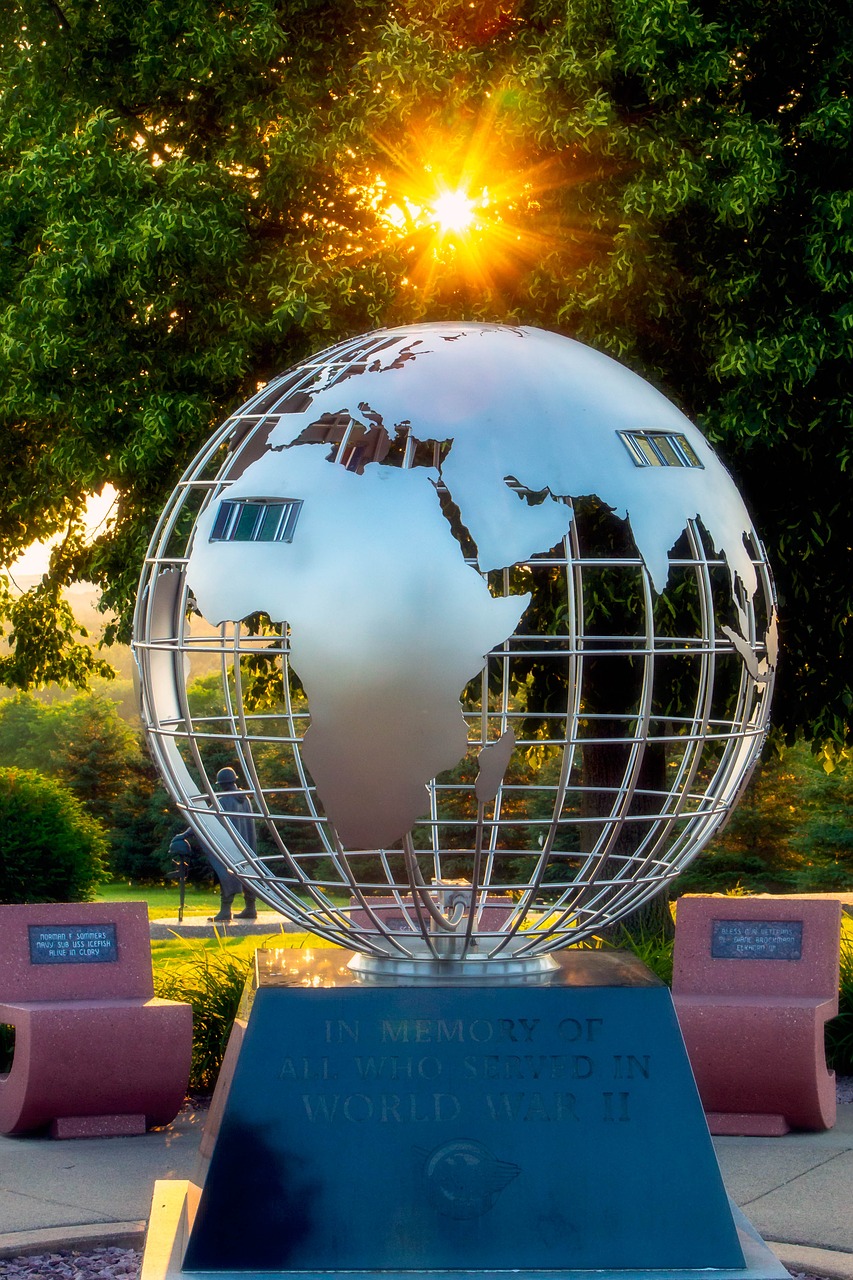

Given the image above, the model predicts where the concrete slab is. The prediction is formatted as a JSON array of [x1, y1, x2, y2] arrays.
[[0, 1222, 147, 1261], [0, 1106, 203, 1235], [0, 1188, 102, 1234], [767, 1242, 853, 1280], [736, 1150, 853, 1252], [713, 1105, 853, 1253], [714, 1142, 852, 1206]]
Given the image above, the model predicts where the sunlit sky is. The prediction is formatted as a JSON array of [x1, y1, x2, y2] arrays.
[[9, 485, 118, 579]]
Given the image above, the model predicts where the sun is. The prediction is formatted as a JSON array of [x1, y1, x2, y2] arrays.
[[430, 188, 478, 236], [364, 109, 567, 297]]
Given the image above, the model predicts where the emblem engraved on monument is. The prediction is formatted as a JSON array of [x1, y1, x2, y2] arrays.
[[420, 1139, 521, 1219]]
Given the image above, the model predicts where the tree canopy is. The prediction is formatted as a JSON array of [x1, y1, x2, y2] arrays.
[[1, 0, 850, 746]]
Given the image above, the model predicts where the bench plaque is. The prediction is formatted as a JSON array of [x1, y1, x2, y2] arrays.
[[711, 919, 802, 961], [28, 924, 118, 965]]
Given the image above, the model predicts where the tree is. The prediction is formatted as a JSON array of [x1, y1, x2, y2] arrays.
[[1, 0, 848, 746], [675, 741, 853, 894], [0, 0, 394, 656], [674, 748, 805, 895], [1, 1, 850, 934], [788, 747, 853, 889], [351, 0, 853, 749], [0, 766, 107, 902]]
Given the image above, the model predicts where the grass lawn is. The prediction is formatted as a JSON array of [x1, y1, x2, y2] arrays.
[[96, 880, 224, 919], [95, 880, 351, 919], [150, 931, 333, 966], [95, 882, 335, 965]]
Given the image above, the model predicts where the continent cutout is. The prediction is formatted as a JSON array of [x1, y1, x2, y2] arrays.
[[188, 446, 527, 849], [475, 730, 517, 804]]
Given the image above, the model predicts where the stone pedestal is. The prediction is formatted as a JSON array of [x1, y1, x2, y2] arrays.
[[141, 948, 789, 1280]]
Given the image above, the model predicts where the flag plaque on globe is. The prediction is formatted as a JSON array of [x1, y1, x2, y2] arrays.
[[134, 324, 787, 1280]]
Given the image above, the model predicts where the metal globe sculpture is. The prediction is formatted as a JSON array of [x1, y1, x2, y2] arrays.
[[133, 323, 776, 972]]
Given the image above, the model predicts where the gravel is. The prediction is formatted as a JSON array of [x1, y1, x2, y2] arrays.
[[0, 1246, 847, 1279], [0, 1250, 844, 1280], [0, 1246, 141, 1278], [4, 1083, 853, 1278]]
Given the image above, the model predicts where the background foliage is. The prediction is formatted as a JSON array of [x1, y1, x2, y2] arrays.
[[675, 743, 853, 895], [0, 0, 850, 752], [0, 690, 175, 879]]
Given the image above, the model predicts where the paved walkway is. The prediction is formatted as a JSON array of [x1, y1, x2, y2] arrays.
[[1, 1105, 852, 1274], [148, 912, 304, 940], [715, 1106, 853, 1274], [0, 1106, 202, 1259]]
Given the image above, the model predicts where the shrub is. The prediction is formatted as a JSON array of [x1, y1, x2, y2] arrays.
[[153, 945, 253, 1092], [589, 928, 675, 985], [826, 936, 853, 1076], [672, 851, 798, 896], [0, 767, 107, 903]]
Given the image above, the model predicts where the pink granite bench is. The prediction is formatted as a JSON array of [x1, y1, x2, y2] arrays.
[[672, 895, 841, 1135], [0, 902, 192, 1138]]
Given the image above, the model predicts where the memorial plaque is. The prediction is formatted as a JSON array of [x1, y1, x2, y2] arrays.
[[711, 919, 803, 961], [185, 950, 744, 1274], [28, 923, 119, 965]]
